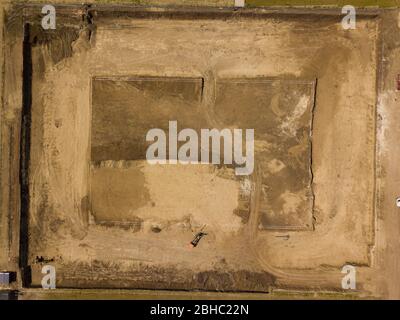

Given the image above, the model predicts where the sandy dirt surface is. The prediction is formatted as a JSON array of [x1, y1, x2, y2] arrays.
[[2, 3, 400, 298], [366, 10, 400, 299], [22, 11, 376, 292]]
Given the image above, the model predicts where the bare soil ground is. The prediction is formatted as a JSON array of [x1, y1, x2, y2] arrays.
[[24, 10, 377, 292], [2, 3, 400, 299]]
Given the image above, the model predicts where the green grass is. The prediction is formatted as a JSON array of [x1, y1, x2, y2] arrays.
[[246, 0, 400, 7], [89, 0, 400, 8], [10, 0, 400, 7]]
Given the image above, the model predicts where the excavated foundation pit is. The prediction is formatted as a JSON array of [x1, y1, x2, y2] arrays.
[[2, 6, 378, 292]]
